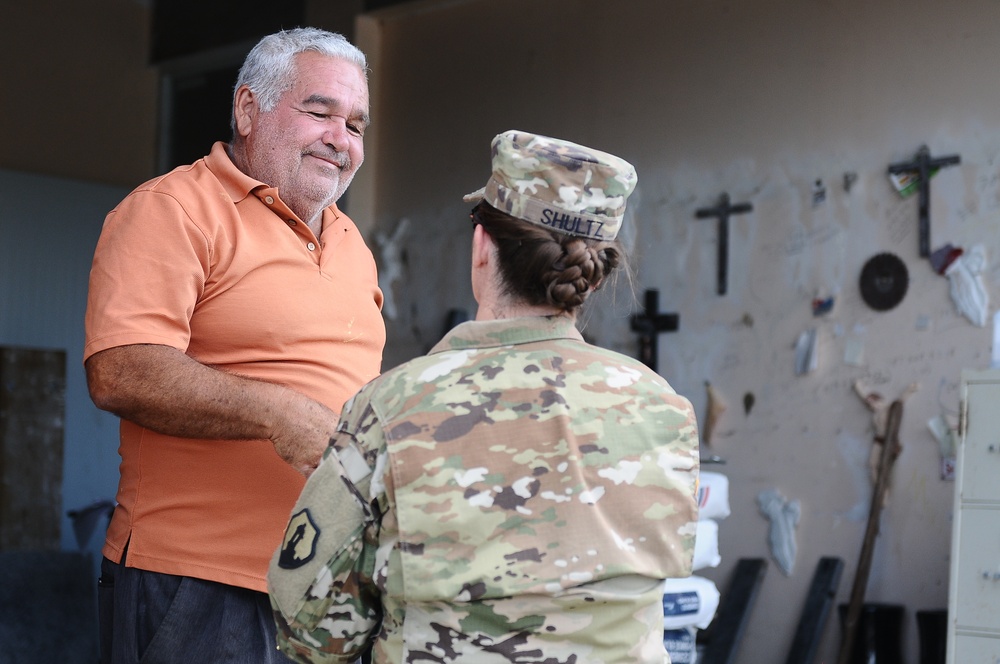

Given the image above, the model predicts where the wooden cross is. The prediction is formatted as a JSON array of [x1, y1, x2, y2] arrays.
[[887, 145, 961, 257], [630, 289, 679, 373], [695, 193, 753, 295]]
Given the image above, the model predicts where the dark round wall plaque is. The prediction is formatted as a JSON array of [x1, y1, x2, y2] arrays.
[[859, 252, 909, 311]]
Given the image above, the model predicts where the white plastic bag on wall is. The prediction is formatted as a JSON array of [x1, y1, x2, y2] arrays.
[[697, 472, 731, 521], [693, 518, 721, 570]]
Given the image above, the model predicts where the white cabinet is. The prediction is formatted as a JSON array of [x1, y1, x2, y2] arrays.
[[948, 370, 1000, 663]]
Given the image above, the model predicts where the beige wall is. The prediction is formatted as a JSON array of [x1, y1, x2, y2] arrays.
[[357, 1, 1000, 661], [0, 0, 157, 187]]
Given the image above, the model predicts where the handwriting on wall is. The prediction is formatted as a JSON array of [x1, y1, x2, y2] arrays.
[[761, 222, 842, 259]]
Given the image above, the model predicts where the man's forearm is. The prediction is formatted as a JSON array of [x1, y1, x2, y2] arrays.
[[85, 343, 336, 474], [87, 344, 294, 439]]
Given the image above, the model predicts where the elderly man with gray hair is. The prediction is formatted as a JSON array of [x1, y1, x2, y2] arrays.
[[84, 27, 385, 663]]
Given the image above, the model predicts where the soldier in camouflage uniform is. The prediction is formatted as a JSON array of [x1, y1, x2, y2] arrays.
[[268, 130, 701, 663]]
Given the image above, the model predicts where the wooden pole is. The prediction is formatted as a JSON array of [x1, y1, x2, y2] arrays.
[[836, 399, 904, 664]]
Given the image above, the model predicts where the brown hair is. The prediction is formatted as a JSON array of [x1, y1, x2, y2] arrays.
[[471, 202, 623, 312]]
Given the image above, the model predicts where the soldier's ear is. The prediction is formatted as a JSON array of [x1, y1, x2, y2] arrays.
[[471, 224, 493, 269]]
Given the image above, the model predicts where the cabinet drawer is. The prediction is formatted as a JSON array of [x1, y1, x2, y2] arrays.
[[962, 383, 1000, 502], [954, 631, 1000, 662], [953, 507, 1000, 629]]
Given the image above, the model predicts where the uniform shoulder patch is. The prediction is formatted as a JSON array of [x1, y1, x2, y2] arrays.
[[278, 509, 320, 569]]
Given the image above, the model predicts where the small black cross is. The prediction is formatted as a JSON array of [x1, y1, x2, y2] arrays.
[[695, 193, 753, 296], [887, 145, 961, 257], [630, 289, 679, 373]]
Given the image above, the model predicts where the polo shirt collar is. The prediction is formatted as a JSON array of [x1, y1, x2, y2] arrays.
[[205, 142, 345, 231], [203, 141, 267, 203]]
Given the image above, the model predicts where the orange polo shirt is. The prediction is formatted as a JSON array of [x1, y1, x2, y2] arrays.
[[84, 142, 385, 592]]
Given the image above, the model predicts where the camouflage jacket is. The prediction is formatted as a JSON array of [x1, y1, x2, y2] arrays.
[[268, 315, 700, 663]]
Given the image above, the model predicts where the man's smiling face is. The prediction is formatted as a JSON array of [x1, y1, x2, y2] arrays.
[[238, 51, 369, 222]]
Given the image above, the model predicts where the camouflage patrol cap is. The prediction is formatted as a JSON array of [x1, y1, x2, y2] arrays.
[[463, 130, 637, 241]]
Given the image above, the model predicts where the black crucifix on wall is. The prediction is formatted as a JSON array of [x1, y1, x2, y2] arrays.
[[694, 193, 754, 295], [887, 145, 961, 257], [630, 289, 679, 373]]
